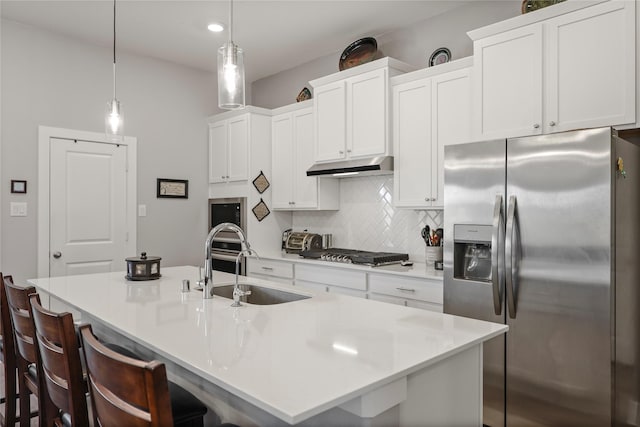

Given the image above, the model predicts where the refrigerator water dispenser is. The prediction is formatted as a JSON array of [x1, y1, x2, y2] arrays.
[[453, 224, 492, 282]]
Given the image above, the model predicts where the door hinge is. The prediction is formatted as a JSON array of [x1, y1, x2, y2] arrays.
[[125, 232, 129, 242]]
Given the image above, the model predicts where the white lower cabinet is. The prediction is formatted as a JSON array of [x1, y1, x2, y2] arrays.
[[246, 257, 443, 311], [247, 258, 294, 287], [368, 274, 443, 312], [295, 279, 329, 293], [295, 264, 367, 297]]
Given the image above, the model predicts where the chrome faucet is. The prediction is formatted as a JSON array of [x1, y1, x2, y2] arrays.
[[204, 222, 256, 299], [231, 249, 254, 307]]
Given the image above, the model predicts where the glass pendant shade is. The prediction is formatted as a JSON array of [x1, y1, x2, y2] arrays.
[[218, 41, 245, 110], [105, 98, 124, 142]]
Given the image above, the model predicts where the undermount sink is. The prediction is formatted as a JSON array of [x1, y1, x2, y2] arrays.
[[200, 284, 310, 305]]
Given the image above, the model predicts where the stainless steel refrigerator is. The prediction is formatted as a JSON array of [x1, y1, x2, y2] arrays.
[[443, 127, 640, 427]]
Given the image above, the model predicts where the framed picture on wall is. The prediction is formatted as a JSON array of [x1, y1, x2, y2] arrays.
[[157, 178, 188, 199], [11, 180, 27, 194]]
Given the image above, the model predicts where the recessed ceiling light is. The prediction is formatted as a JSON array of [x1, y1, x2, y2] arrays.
[[207, 23, 224, 33]]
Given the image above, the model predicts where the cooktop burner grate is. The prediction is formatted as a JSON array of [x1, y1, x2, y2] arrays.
[[299, 248, 409, 266]]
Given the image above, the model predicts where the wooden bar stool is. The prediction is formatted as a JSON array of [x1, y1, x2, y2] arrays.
[[29, 294, 89, 426], [0, 273, 19, 426], [4, 280, 56, 427], [79, 324, 212, 427]]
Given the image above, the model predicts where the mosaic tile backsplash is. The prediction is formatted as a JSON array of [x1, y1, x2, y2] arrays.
[[292, 175, 443, 262]]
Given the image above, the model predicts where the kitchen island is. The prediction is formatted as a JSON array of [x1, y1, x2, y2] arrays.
[[29, 266, 507, 426]]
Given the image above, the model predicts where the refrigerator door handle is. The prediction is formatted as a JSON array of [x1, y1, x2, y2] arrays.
[[505, 195, 518, 318], [491, 194, 505, 315]]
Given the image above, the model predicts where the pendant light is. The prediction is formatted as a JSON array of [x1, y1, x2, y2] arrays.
[[217, 0, 245, 110], [106, 0, 124, 141]]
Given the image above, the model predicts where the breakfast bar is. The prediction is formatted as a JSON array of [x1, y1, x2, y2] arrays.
[[29, 266, 507, 426]]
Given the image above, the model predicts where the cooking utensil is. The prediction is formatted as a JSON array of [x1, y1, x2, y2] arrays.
[[421, 225, 431, 246], [434, 228, 444, 246]]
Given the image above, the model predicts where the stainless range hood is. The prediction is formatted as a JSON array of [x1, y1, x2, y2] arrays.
[[306, 156, 393, 177]]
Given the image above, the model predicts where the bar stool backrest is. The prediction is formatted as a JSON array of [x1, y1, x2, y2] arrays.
[[79, 323, 174, 427]]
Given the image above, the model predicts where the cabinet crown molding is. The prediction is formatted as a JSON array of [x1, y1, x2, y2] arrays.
[[467, 0, 608, 41], [206, 105, 272, 123], [309, 56, 415, 88]]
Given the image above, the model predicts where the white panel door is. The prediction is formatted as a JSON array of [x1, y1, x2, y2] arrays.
[[348, 68, 387, 158], [292, 108, 318, 208], [50, 138, 127, 276], [227, 115, 249, 182], [545, 0, 636, 133]]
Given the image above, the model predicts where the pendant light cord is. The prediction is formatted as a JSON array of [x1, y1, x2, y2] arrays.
[[112, 0, 117, 99], [228, 0, 233, 44]]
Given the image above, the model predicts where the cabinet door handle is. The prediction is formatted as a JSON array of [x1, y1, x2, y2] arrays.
[[549, 121, 556, 127], [53, 251, 62, 259], [425, 197, 429, 202], [347, 149, 352, 153], [533, 123, 540, 129], [339, 150, 344, 154], [221, 175, 225, 179], [261, 266, 274, 271], [396, 287, 416, 293]]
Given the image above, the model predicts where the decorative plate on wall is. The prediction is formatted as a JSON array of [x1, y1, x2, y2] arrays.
[[428, 47, 451, 67]]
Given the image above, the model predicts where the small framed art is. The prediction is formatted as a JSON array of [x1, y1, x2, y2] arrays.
[[11, 180, 27, 194], [157, 178, 188, 199]]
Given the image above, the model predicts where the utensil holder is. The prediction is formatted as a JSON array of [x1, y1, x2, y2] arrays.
[[426, 246, 443, 266]]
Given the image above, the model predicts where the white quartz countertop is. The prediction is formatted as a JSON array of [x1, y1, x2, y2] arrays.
[[29, 266, 505, 424], [255, 251, 444, 281]]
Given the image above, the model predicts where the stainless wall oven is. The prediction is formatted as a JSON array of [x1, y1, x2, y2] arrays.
[[208, 197, 247, 275]]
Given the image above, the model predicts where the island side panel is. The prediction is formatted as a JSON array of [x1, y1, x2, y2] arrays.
[[400, 344, 483, 426]]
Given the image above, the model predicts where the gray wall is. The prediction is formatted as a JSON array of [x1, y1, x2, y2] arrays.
[[1, 19, 218, 282], [252, 1, 520, 109]]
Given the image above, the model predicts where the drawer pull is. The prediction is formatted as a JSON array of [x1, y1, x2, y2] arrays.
[[396, 287, 416, 293], [261, 266, 274, 271]]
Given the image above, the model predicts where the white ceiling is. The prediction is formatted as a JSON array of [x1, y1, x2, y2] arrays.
[[0, 1, 470, 83]]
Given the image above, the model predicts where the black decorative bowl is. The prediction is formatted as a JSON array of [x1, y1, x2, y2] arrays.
[[339, 37, 378, 71]]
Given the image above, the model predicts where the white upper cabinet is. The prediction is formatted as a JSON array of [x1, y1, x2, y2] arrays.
[[271, 102, 339, 210], [207, 107, 271, 185], [545, 1, 636, 133], [471, 0, 636, 140], [392, 59, 473, 209], [208, 114, 249, 183], [310, 58, 414, 163], [347, 68, 387, 158], [313, 81, 347, 162], [473, 24, 543, 139], [208, 121, 229, 183]]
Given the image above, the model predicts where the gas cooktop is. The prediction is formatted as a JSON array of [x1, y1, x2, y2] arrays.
[[299, 248, 409, 266]]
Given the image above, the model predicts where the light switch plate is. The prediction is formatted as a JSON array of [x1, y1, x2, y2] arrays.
[[138, 204, 147, 217], [10, 202, 27, 217]]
